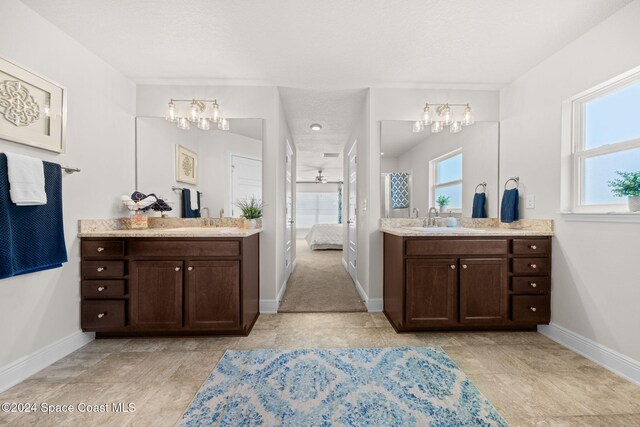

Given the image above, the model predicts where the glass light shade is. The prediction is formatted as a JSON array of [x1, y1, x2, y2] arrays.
[[166, 101, 177, 122], [422, 105, 432, 124], [42, 104, 51, 118], [450, 121, 462, 133], [188, 101, 200, 123], [197, 117, 210, 130], [412, 120, 423, 133], [431, 121, 444, 133], [462, 105, 474, 126], [177, 117, 190, 130], [211, 102, 221, 123], [218, 117, 229, 131], [441, 105, 453, 126]]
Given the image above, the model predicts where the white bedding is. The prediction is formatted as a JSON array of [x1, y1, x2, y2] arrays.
[[306, 224, 343, 250]]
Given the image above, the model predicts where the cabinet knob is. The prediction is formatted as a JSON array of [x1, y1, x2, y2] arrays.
[[97, 286, 105, 292], [97, 247, 105, 252], [175, 267, 180, 271], [529, 264, 537, 269], [97, 267, 105, 272], [462, 264, 468, 269], [97, 312, 106, 318], [450, 265, 456, 270], [188, 266, 193, 271], [529, 245, 537, 250], [529, 306, 537, 312], [530, 282, 537, 288]]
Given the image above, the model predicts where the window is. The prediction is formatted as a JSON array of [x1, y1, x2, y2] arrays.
[[296, 190, 340, 228], [569, 70, 640, 213], [430, 149, 462, 210]]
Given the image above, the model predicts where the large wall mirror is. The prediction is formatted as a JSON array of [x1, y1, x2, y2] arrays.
[[135, 117, 263, 218], [380, 121, 500, 218]]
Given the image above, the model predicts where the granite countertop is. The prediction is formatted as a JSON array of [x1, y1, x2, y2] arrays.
[[380, 226, 553, 237], [79, 227, 262, 238]]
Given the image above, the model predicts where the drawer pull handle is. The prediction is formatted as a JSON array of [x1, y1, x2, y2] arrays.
[[450, 265, 456, 270], [529, 306, 537, 312], [175, 267, 180, 271], [97, 312, 106, 318], [97, 286, 105, 292], [529, 245, 537, 250], [530, 282, 537, 288], [97, 247, 105, 252], [97, 267, 105, 272], [188, 267, 193, 271], [529, 264, 537, 269], [462, 264, 468, 269]]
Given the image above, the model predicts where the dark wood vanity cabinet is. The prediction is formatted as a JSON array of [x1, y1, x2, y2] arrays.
[[384, 233, 551, 332], [80, 234, 259, 336]]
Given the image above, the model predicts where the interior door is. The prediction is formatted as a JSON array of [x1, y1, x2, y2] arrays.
[[459, 257, 507, 323], [285, 141, 294, 280], [347, 143, 357, 282], [405, 258, 458, 326], [130, 260, 183, 329], [231, 155, 262, 217]]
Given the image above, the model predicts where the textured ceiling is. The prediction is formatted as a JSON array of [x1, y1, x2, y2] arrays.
[[279, 88, 367, 182], [20, 0, 632, 88]]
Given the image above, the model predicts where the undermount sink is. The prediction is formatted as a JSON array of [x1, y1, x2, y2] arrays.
[[402, 226, 481, 233]]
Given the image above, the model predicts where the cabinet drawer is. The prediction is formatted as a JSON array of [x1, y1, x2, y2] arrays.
[[82, 261, 125, 278], [513, 239, 550, 255], [81, 300, 125, 329], [82, 280, 126, 298], [405, 239, 508, 256], [129, 240, 240, 257], [82, 241, 124, 258], [511, 295, 550, 323], [511, 276, 550, 293], [512, 257, 550, 275]]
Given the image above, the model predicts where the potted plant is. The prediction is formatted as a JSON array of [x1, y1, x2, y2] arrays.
[[436, 195, 450, 213], [235, 196, 263, 228], [608, 171, 640, 212]]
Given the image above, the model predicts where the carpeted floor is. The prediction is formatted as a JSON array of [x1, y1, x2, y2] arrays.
[[278, 239, 367, 312]]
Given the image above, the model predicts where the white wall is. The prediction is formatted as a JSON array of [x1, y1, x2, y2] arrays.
[[500, 0, 640, 363], [278, 96, 295, 298], [0, 0, 136, 372]]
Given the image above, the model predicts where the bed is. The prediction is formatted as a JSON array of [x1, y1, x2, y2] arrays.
[[305, 224, 343, 250]]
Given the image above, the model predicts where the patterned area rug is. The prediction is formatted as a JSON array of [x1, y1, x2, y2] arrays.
[[179, 347, 507, 426]]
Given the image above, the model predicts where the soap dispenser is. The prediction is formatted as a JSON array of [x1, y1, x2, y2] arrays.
[[445, 211, 458, 227]]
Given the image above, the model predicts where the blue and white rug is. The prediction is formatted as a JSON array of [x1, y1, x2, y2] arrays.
[[179, 347, 507, 426]]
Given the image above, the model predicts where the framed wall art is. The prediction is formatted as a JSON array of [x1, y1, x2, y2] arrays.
[[175, 144, 198, 185], [0, 56, 66, 153]]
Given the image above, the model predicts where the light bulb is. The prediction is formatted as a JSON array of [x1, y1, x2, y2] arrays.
[[431, 121, 443, 133], [218, 117, 229, 131], [450, 121, 462, 133], [177, 117, 190, 130], [166, 100, 176, 122], [462, 104, 474, 126], [441, 104, 453, 126], [211, 101, 221, 123], [188, 100, 199, 123], [197, 117, 210, 130], [412, 120, 423, 133], [422, 104, 432, 124]]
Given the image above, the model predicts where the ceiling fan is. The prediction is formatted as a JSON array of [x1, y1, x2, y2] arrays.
[[315, 170, 328, 184]]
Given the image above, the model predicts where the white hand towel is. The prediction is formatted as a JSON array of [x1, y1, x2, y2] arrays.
[[5, 153, 47, 205], [190, 189, 199, 210]]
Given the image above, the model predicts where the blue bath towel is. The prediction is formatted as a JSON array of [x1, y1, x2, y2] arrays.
[[500, 188, 520, 223], [181, 188, 201, 218], [472, 193, 487, 218], [0, 154, 67, 280]]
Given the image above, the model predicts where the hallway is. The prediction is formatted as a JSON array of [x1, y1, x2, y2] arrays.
[[278, 239, 366, 312]]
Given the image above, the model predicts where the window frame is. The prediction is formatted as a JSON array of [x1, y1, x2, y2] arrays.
[[430, 148, 463, 212], [569, 68, 640, 214]]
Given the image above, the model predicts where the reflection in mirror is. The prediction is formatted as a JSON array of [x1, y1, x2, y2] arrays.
[[136, 118, 263, 218], [380, 121, 499, 218]]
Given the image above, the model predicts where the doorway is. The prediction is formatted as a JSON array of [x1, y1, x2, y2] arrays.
[[230, 155, 262, 217]]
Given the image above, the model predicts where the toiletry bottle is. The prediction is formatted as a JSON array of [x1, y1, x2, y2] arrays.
[[446, 211, 458, 227]]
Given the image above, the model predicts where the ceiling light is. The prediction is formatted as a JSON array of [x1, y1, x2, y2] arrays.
[[165, 98, 229, 131], [450, 121, 462, 133], [416, 101, 476, 134], [462, 104, 474, 126], [310, 123, 322, 131], [315, 170, 327, 184], [412, 120, 424, 133]]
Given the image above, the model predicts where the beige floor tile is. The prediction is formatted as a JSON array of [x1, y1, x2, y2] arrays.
[[169, 351, 224, 383], [500, 344, 596, 373], [507, 414, 640, 427], [79, 339, 132, 353], [252, 313, 283, 330], [444, 345, 535, 375], [235, 330, 278, 350], [26, 351, 112, 383], [71, 352, 150, 384]]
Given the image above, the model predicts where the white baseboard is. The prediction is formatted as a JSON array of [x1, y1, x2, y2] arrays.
[[0, 330, 94, 393], [354, 279, 367, 303], [341, 257, 348, 271], [538, 323, 640, 386], [366, 299, 384, 312], [259, 300, 279, 314]]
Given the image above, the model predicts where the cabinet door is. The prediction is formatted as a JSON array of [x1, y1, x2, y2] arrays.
[[130, 261, 183, 329], [459, 258, 507, 324], [405, 259, 458, 326], [186, 261, 240, 330]]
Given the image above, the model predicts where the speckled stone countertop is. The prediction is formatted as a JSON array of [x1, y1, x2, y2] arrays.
[[78, 218, 262, 238], [79, 227, 262, 238], [380, 217, 553, 237]]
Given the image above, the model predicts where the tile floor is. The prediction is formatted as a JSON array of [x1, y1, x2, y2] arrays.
[[1, 313, 639, 426]]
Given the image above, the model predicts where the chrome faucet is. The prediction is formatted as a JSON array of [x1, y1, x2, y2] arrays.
[[427, 207, 440, 227], [412, 208, 420, 219]]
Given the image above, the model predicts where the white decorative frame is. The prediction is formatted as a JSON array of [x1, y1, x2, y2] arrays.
[[175, 144, 198, 185], [0, 56, 66, 153]]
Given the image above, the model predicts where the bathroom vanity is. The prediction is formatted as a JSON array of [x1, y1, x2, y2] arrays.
[[383, 225, 552, 332], [79, 227, 260, 337]]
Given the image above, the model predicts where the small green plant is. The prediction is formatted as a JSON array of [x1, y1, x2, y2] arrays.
[[608, 171, 640, 197], [235, 196, 263, 219], [436, 195, 450, 209]]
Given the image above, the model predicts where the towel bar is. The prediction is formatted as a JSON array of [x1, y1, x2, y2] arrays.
[[62, 166, 80, 174], [172, 186, 204, 196], [474, 182, 487, 193]]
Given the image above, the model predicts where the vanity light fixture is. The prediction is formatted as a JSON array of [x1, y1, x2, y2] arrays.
[[310, 123, 322, 131], [165, 99, 229, 131], [416, 102, 475, 134]]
